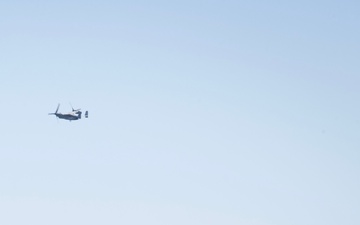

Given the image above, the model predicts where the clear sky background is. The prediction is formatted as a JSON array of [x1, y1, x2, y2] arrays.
[[1, 1, 360, 225]]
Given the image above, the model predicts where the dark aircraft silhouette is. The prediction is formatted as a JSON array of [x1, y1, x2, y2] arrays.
[[49, 104, 88, 121]]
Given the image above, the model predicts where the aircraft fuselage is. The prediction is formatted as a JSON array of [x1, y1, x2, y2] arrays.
[[55, 113, 81, 121], [49, 104, 86, 121]]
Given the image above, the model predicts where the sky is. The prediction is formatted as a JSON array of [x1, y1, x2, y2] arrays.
[[1, 1, 360, 224]]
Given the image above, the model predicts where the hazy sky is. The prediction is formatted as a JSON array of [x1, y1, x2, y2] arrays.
[[1, 1, 360, 225]]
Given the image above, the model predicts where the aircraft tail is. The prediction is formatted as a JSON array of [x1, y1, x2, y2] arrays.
[[77, 111, 82, 119]]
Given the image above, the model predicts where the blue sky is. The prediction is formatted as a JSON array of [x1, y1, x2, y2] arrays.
[[1, 1, 360, 224]]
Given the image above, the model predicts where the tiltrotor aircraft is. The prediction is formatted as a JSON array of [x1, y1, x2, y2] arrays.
[[49, 104, 88, 121]]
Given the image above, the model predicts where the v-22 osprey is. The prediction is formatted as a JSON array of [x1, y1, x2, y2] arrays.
[[49, 104, 88, 121]]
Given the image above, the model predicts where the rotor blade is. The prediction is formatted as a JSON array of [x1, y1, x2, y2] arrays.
[[55, 104, 60, 113], [69, 102, 75, 111]]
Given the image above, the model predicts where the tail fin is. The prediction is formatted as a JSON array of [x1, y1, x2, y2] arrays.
[[76, 111, 82, 119]]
